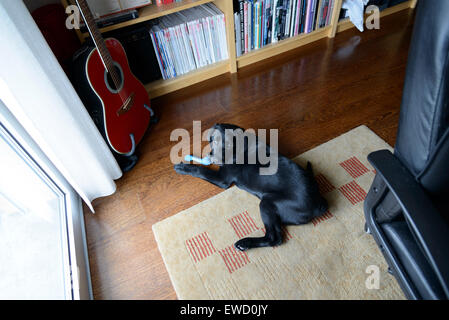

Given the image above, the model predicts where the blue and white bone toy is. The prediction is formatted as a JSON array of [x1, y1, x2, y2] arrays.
[[184, 155, 212, 166]]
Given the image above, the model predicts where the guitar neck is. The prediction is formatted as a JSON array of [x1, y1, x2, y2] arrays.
[[75, 0, 117, 77]]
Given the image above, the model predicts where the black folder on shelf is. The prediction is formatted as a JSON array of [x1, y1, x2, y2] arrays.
[[104, 22, 162, 84]]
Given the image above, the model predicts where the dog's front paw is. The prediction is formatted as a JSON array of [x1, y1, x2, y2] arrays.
[[234, 238, 251, 251], [174, 163, 197, 176]]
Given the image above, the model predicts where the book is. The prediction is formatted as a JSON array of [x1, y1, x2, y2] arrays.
[[289, 0, 297, 37], [285, 0, 292, 38], [260, 0, 265, 48], [300, 0, 307, 33], [294, 0, 302, 36], [265, 0, 272, 45], [239, 0, 245, 55], [311, 0, 320, 31], [304, 0, 312, 33], [235, 13, 242, 57], [278, 0, 285, 40], [255, 1, 260, 49], [325, 0, 334, 26], [244, 1, 249, 51], [319, 0, 330, 28], [271, 0, 279, 43], [248, 0, 254, 51]]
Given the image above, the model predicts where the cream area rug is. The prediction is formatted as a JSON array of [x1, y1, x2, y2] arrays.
[[152, 125, 405, 300]]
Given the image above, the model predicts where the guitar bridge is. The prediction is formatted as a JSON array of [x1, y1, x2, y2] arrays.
[[117, 92, 135, 116]]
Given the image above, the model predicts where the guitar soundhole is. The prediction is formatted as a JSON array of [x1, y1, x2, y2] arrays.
[[104, 62, 124, 93]]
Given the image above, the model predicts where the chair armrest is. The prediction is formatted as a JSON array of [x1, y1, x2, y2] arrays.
[[368, 149, 449, 297]]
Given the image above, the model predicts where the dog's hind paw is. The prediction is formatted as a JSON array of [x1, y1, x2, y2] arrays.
[[235, 235, 282, 251], [234, 238, 251, 251]]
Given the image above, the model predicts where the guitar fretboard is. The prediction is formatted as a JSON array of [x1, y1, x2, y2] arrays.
[[76, 0, 121, 89]]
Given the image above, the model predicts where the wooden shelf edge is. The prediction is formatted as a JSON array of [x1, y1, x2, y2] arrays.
[[145, 60, 230, 98], [336, 0, 415, 34], [77, 0, 215, 40], [237, 26, 331, 69]]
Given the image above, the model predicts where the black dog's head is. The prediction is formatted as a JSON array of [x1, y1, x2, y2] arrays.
[[208, 123, 246, 165], [207, 123, 276, 174]]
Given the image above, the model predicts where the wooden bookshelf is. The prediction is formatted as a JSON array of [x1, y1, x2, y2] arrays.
[[63, 0, 417, 98]]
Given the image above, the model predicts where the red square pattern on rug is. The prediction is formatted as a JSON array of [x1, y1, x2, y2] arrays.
[[228, 210, 259, 238], [339, 156, 369, 179], [339, 181, 367, 205], [185, 232, 216, 263], [218, 245, 250, 274]]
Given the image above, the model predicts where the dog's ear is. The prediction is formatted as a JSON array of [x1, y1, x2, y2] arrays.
[[206, 127, 217, 142], [211, 123, 221, 132]]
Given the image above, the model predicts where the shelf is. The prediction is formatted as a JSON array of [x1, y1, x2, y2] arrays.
[[337, 0, 416, 34], [76, 0, 215, 41], [237, 26, 332, 68], [61, 0, 417, 99], [145, 60, 230, 98]]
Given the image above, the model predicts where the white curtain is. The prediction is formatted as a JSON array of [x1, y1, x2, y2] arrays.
[[0, 0, 122, 211]]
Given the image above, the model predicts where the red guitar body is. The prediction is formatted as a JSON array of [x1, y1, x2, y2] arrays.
[[85, 38, 150, 155]]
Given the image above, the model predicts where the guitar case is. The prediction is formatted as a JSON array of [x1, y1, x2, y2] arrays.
[[68, 41, 157, 173]]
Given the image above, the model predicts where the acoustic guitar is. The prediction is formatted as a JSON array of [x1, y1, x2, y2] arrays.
[[72, 0, 152, 156]]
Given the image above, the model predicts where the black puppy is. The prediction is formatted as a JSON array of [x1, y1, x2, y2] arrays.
[[174, 124, 328, 251]]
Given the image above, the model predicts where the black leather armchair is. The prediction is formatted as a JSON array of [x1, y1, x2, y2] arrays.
[[363, 0, 449, 300]]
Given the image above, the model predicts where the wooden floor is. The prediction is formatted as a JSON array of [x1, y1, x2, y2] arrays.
[[84, 9, 416, 299]]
